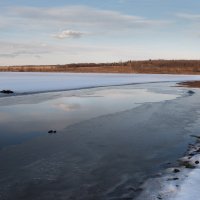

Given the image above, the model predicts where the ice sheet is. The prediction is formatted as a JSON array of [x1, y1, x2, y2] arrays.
[[1, 72, 200, 199], [1, 72, 200, 93]]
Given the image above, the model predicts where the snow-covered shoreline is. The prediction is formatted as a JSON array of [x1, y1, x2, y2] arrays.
[[1, 72, 200, 95], [136, 137, 200, 200]]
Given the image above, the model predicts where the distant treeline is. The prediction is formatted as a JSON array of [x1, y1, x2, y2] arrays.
[[1, 60, 200, 74]]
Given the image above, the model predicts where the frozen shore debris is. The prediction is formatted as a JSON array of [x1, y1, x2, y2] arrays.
[[187, 90, 195, 95], [48, 130, 57, 134], [173, 169, 180, 173], [0, 90, 14, 94]]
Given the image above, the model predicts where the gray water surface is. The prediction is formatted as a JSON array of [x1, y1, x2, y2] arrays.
[[0, 83, 199, 200], [0, 84, 177, 149]]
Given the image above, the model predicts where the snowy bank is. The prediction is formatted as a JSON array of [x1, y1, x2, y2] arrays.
[[136, 138, 200, 200], [1, 72, 200, 94]]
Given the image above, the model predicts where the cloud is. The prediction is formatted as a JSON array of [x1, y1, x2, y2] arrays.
[[176, 13, 200, 21], [0, 54, 17, 58], [0, 40, 117, 59], [3, 5, 170, 34], [0, 41, 55, 58], [0, 5, 176, 65], [175, 13, 200, 38], [53, 30, 86, 39], [0, 17, 12, 29]]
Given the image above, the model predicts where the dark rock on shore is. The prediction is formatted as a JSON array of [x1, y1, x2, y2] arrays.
[[183, 161, 195, 169], [187, 90, 195, 95], [167, 177, 179, 181], [173, 169, 180, 173], [48, 130, 57, 134], [0, 90, 14, 94]]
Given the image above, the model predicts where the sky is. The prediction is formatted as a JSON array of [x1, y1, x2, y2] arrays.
[[0, 0, 200, 65]]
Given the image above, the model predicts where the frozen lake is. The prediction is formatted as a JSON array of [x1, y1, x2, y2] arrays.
[[0, 84, 178, 149], [0, 79, 200, 199], [1, 73, 200, 199], [1, 72, 200, 94]]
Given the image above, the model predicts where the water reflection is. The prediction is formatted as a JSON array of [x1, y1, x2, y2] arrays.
[[0, 85, 178, 149], [2, 84, 199, 200], [55, 103, 81, 111]]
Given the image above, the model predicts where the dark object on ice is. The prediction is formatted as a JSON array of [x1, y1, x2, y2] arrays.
[[157, 195, 162, 199], [190, 135, 200, 139], [187, 90, 195, 95], [184, 162, 195, 169], [48, 130, 53, 134], [173, 169, 180, 173], [195, 148, 200, 153], [180, 160, 195, 169], [48, 130, 57, 134], [195, 161, 199, 164], [0, 90, 14, 94], [167, 177, 179, 181]]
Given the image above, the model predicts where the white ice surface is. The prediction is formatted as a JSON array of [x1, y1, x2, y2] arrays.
[[171, 150, 200, 200], [172, 168, 200, 200], [1, 72, 200, 93]]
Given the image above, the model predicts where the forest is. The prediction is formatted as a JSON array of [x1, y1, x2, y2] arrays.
[[1, 60, 200, 74]]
